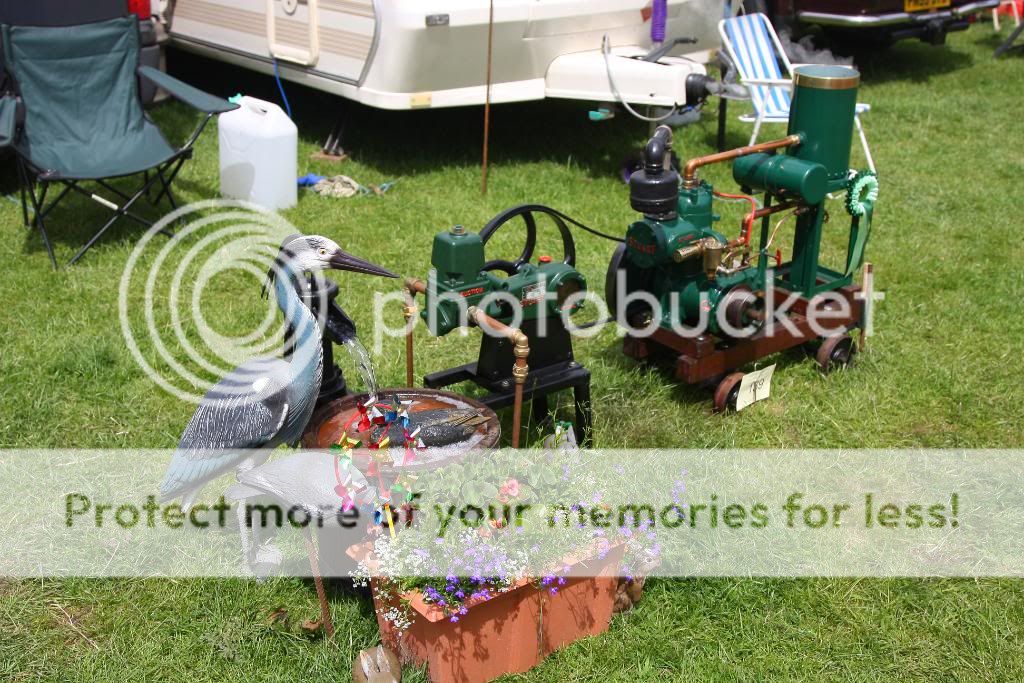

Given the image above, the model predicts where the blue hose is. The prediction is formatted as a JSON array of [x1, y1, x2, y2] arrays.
[[272, 59, 293, 119]]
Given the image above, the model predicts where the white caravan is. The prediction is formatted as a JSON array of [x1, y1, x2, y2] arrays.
[[162, 0, 733, 112]]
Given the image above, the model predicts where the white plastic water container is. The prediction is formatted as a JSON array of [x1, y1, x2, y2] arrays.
[[218, 96, 297, 210]]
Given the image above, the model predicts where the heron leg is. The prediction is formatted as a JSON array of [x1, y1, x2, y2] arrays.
[[251, 515, 284, 578], [236, 500, 255, 572]]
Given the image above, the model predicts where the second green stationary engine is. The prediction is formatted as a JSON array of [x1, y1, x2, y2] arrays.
[[608, 65, 879, 411]]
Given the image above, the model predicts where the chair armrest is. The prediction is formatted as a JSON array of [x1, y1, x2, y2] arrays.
[[741, 77, 793, 88], [137, 66, 239, 114], [0, 96, 16, 148]]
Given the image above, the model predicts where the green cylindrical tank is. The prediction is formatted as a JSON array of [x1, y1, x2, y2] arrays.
[[787, 65, 859, 182], [732, 153, 828, 204]]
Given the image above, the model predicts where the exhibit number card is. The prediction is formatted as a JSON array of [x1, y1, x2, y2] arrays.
[[736, 364, 776, 411]]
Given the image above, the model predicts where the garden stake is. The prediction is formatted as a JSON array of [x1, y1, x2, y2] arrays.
[[403, 278, 426, 387], [481, 0, 494, 195], [860, 262, 874, 352]]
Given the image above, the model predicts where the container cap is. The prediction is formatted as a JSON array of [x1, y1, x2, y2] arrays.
[[793, 65, 860, 91]]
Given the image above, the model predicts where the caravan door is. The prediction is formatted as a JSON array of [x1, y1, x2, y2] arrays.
[[169, 0, 376, 86], [267, 0, 319, 66]]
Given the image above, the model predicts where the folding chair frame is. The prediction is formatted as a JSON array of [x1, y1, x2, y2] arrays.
[[1, 15, 236, 268], [15, 111, 215, 267]]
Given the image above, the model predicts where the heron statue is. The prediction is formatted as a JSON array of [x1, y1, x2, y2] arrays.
[[158, 234, 397, 509]]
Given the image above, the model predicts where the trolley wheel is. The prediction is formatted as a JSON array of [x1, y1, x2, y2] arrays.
[[713, 372, 745, 413], [816, 335, 856, 373]]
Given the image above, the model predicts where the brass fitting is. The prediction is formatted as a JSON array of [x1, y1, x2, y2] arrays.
[[511, 362, 529, 384], [673, 244, 703, 263], [702, 239, 725, 278], [673, 237, 726, 279], [511, 332, 529, 356], [403, 277, 426, 296]]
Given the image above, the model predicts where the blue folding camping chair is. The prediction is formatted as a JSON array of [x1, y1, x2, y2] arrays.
[[719, 12, 875, 172]]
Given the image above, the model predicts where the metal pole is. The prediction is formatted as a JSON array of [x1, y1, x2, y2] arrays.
[[481, 0, 495, 195]]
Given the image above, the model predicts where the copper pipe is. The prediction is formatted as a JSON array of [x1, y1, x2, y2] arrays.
[[729, 200, 803, 249], [402, 278, 426, 387], [468, 306, 529, 449], [303, 528, 335, 638], [682, 134, 802, 187]]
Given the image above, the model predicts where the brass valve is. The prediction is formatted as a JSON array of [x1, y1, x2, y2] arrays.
[[672, 237, 727, 279]]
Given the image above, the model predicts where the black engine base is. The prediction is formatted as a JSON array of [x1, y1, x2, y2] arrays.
[[423, 317, 592, 446]]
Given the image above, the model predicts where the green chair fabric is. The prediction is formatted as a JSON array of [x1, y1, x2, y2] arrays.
[[2, 17, 177, 179], [0, 95, 15, 147]]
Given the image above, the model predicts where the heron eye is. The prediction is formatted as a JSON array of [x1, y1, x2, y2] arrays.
[[318, 248, 328, 256]]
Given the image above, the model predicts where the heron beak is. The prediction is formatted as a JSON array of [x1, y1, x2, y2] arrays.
[[328, 249, 398, 278]]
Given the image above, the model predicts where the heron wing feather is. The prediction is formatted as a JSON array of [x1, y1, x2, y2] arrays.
[[159, 358, 292, 498]]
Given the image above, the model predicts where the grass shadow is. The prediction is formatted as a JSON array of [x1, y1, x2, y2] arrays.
[[167, 48, 654, 181], [855, 40, 973, 85]]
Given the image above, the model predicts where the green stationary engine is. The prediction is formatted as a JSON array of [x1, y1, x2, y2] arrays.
[[424, 221, 586, 337], [415, 205, 594, 443], [608, 65, 879, 409]]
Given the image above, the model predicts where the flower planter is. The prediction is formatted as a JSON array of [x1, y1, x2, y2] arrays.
[[370, 543, 625, 683]]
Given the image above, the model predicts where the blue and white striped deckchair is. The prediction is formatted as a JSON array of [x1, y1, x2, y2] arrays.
[[719, 13, 875, 172]]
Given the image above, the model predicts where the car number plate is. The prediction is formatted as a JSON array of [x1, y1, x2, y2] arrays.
[[905, 0, 952, 12]]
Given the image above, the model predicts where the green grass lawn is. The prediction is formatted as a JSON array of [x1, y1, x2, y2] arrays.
[[2, 24, 1024, 682]]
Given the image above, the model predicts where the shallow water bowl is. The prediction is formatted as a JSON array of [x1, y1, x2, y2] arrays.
[[302, 388, 500, 475]]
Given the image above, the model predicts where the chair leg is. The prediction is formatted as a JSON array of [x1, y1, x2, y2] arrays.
[[150, 157, 186, 208], [16, 160, 30, 228], [24, 178, 57, 268], [854, 114, 876, 174], [68, 211, 122, 266], [995, 7, 1001, 30], [749, 114, 764, 146], [67, 173, 167, 265]]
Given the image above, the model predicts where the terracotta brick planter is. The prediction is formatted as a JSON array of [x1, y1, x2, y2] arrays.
[[370, 543, 625, 683]]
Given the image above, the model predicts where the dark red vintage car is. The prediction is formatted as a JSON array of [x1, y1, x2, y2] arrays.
[[744, 0, 1000, 45]]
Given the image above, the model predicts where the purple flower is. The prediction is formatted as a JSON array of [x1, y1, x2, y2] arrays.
[[450, 616, 460, 623], [455, 590, 465, 599]]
